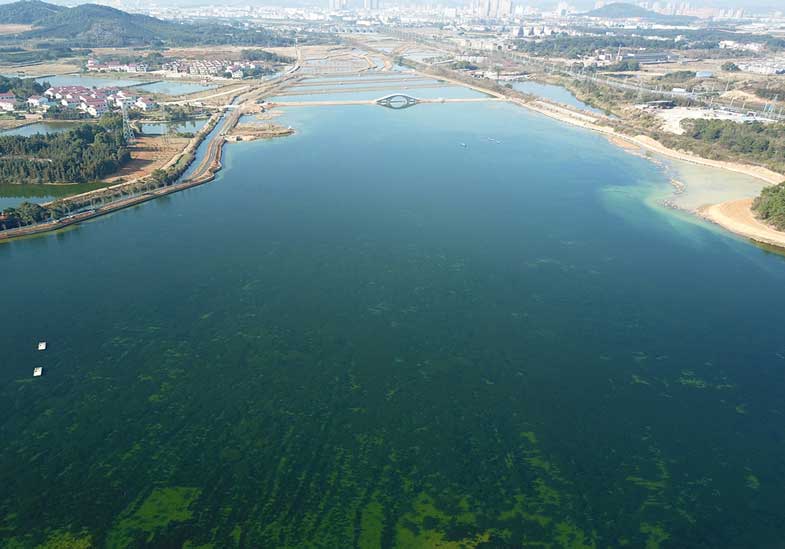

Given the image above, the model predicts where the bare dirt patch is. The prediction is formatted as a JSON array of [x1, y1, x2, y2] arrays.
[[0, 24, 33, 35], [106, 135, 189, 183]]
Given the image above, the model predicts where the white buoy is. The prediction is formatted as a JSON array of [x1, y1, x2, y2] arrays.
[[33, 367, 43, 377], [37, 341, 47, 351]]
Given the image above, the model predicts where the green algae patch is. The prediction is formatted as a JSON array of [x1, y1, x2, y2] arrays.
[[554, 521, 596, 549], [106, 486, 201, 548], [640, 522, 669, 549], [359, 498, 384, 549], [745, 473, 760, 490], [393, 493, 490, 548], [37, 531, 93, 548]]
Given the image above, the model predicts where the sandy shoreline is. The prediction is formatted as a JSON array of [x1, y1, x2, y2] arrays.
[[698, 199, 785, 248]]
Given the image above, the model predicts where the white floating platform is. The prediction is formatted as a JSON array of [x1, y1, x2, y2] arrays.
[[33, 367, 43, 377], [37, 341, 47, 351]]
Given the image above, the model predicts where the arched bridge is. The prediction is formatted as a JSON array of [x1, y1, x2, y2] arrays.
[[376, 94, 419, 109]]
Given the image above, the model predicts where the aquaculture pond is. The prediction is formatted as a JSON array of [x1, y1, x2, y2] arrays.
[[2, 100, 785, 548], [132, 81, 218, 96], [271, 85, 489, 103], [35, 74, 144, 89], [139, 119, 208, 136]]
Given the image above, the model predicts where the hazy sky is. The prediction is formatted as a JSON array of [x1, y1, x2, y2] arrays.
[[2, 0, 781, 12]]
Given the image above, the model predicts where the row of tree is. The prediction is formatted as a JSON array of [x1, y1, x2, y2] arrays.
[[240, 49, 295, 64]]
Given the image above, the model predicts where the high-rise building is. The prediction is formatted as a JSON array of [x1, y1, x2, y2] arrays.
[[363, 0, 380, 10], [498, 0, 513, 18]]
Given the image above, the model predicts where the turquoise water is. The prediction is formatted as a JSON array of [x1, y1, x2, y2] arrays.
[[513, 80, 605, 114], [2, 101, 785, 547], [139, 119, 208, 136], [133, 81, 218, 96], [0, 122, 77, 137]]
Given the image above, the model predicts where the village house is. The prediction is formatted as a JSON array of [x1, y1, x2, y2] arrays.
[[0, 92, 16, 111], [134, 96, 156, 111], [26, 95, 50, 111]]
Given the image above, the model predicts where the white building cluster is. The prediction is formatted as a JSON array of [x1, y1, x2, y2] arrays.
[[159, 59, 258, 79], [39, 86, 156, 117], [87, 59, 149, 73]]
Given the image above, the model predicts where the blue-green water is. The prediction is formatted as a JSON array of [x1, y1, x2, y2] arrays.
[[2, 101, 785, 548]]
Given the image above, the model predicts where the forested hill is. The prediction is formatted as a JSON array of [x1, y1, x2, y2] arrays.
[[0, 1, 293, 47], [584, 2, 697, 23], [0, 0, 64, 24]]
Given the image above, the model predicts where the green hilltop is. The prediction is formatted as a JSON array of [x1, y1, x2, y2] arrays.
[[0, 0, 293, 47], [0, 0, 64, 24]]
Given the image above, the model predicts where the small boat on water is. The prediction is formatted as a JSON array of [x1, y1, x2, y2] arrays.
[[459, 142, 467, 148], [33, 367, 43, 377], [37, 341, 47, 351]]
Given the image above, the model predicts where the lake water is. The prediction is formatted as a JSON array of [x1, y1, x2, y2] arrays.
[[2, 101, 785, 547], [513, 80, 605, 114], [0, 122, 77, 137]]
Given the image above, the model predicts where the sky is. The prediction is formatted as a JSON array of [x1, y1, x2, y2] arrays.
[[1, 0, 781, 12]]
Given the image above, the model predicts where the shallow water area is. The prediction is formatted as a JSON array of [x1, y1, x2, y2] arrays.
[[660, 156, 768, 211]]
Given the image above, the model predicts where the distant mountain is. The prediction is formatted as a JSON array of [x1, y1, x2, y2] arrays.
[[0, 0, 292, 47], [0, 0, 64, 24], [584, 2, 696, 22]]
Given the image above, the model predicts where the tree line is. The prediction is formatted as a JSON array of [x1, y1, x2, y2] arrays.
[[0, 114, 129, 184], [0, 75, 48, 100]]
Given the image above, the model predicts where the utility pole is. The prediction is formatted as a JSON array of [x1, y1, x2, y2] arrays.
[[121, 102, 135, 145]]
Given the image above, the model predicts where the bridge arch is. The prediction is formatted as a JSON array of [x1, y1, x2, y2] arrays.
[[376, 94, 419, 109]]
